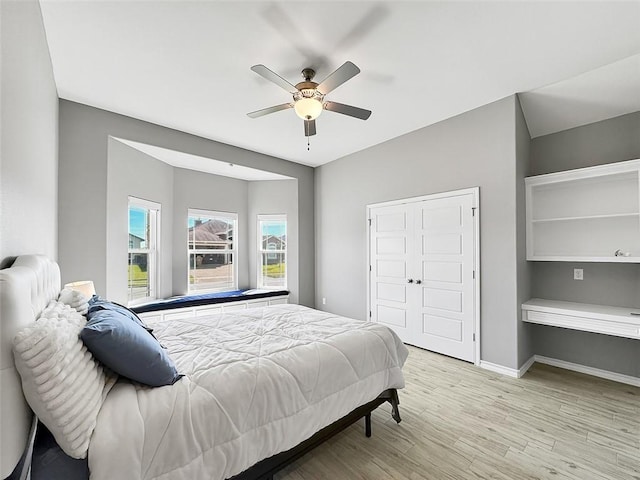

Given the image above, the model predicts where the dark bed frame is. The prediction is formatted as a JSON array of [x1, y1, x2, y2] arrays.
[[230, 389, 402, 480]]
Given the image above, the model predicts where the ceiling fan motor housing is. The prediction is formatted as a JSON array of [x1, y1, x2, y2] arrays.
[[301, 68, 316, 81]]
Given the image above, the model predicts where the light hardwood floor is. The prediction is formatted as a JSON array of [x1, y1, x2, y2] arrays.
[[279, 346, 639, 480]]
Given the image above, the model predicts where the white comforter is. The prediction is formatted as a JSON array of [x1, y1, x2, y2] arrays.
[[89, 304, 408, 480]]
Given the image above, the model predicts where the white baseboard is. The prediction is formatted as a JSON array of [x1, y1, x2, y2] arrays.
[[479, 361, 519, 378], [480, 355, 639, 387], [518, 355, 536, 378], [533, 355, 640, 387]]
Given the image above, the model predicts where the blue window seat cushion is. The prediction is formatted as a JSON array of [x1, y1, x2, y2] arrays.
[[131, 288, 289, 314]]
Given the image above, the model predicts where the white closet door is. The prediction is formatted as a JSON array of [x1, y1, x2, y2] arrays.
[[369, 204, 413, 342], [369, 191, 477, 363], [414, 193, 475, 362]]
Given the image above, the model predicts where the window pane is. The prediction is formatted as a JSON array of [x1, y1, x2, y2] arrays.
[[260, 252, 286, 288], [189, 217, 234, 250], [129, 207, 149, 248], [261, 221, 286, 250], [128, 253, 150, 300], [189, 253, 234, 291]]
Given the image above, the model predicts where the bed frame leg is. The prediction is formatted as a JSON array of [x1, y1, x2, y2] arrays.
[[388, 389, 401, 424], [364, 413, 372, 437]]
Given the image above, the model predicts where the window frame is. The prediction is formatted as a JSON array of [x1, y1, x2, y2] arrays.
[[187, 208, 239, 294], [127, 196, 161, 306], [257, 214, 287, 290]]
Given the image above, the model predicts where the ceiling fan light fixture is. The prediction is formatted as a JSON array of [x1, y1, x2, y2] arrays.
[[294, 97, 323, 120]]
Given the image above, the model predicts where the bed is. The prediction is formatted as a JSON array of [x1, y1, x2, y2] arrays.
[[0, 255, 408, 480]]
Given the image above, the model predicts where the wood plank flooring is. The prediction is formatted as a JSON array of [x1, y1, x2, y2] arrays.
[[278, 346, 639, 480]]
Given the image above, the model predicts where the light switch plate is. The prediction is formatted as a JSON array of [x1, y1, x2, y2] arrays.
[[574, 268, 583, 280]]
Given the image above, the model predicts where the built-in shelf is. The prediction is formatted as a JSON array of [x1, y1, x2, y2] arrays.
[[531, 213, 640, 224], [522, 298, 640, 340], [526, 159, 640, 262]]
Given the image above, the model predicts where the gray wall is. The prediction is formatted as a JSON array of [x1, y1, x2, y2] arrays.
[[172, 168, 249, 296], [315, 96, 523, 369], [0, 0, 58, 267], [105, 140, 300, 304], [530, 112, 640, 175], [515, 97, 533, 368], [248, 180, 299, 303], [529, 112, 640, 377], [106, 139, 174, 302], [59, 100, 315, 306]]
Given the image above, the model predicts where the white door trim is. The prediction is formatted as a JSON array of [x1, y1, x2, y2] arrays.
[[366, 187, 480, 366]]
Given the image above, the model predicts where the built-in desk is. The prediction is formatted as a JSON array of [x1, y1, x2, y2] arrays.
[[522, 298, 640, 340]]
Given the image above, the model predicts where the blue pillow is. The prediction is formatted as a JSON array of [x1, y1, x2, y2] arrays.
[[88, 296, 152, 333], [81, 309, 181, 387]]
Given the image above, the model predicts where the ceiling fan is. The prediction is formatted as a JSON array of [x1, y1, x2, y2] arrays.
[[247, 61, 371, 139]]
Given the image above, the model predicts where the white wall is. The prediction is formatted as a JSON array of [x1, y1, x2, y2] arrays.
[[315, 96, 523, 369], [248, 180, 299, 303], [0, 0, 58, 266]]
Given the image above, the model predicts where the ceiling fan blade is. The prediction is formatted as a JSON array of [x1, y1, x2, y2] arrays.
[[324, 101, 371, 120], [317, 61, 361, 95], [247, 103, 293, 118], [251, 65, 297, 93], [261, 4, 329, 74], [304, 119, 317, 137]]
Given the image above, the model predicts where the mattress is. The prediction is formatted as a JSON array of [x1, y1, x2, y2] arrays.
[[131, 289, 289, 314], [88, 304, 408, 480]]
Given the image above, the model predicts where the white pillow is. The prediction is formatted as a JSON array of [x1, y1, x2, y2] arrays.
[[13, 300, 116, 459], [58, 288, 89, 315]]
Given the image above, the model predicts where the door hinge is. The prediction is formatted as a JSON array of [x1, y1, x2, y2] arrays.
[[368, 218, 372, 226], [472, 207, 476, 217], [473, 333, 476, 342], [369, 265, 372, 272], [472, 270, 476, 279], [369, 311, 372, 318]]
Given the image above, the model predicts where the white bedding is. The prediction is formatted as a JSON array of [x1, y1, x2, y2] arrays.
[[89, 304, 408, 480]]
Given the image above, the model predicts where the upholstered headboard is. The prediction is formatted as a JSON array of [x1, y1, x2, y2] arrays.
[[0, 255, 60, 478]]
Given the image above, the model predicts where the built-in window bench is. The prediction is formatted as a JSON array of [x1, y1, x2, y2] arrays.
[[132, 290, 289, 322], [522, 298, 640, 340]]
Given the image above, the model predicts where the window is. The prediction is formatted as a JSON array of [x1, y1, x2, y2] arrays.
[[258, 215, 287, 289], [188, 209, 237, 293], [128, 197, 160, 305]]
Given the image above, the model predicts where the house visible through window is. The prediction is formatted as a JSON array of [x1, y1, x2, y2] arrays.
[[258, 215, 286, 289], [128, 197, 160, 305], [188, 209, 237, 293]]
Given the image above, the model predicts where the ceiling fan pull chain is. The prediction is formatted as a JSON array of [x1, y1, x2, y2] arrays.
[[307, 135, 310, 151]]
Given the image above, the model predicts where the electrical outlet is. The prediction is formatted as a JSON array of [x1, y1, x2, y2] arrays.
[[574, 268, 583, 280], [322, 297, 326, 305]]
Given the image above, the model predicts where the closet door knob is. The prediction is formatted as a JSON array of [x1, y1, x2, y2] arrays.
[[415, 280, 422, 285], [407, 279, 414, 284]]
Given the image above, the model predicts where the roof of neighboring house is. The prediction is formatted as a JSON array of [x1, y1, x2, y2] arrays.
[[189, 219, 232, 243], [263, 234, 286, 246]]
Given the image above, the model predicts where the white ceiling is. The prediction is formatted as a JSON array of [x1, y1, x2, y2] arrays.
[[519, 54, 640, 138], [114, 137, 293, 181], [40, 1, 640, 168]]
